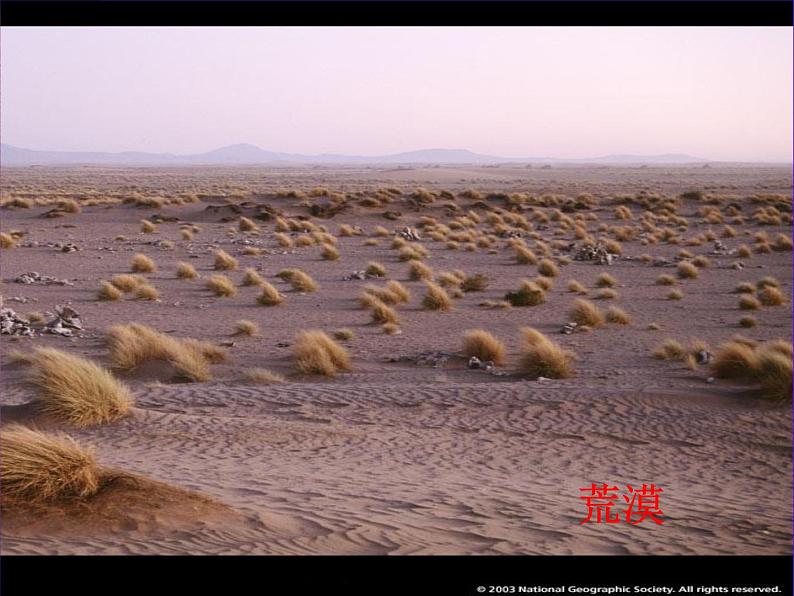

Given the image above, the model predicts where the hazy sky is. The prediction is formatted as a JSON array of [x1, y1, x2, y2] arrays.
[[1, 27, 791, 161]]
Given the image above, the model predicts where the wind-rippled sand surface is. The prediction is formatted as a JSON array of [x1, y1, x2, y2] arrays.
[[1, 165, 791, 554]]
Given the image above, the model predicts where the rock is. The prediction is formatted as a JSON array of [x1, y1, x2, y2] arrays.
[[398, 226, 421, 241], [706, 377, 715, 384], [14, 272, 74, 286], [537, 376, 550, 382], [44, 305, 83, 336], [571, 242, 615, 265], [560, 322, 578, 335], [696, 350, 712, 365], [343, 271, 367, 281], [468, 356, 482, 369], [61, 243, 79, 253], [219, 341, 236, 347], [0, 307, 34, 336]]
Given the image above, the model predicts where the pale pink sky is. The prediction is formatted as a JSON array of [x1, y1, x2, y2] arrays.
[[1, 27, 791, 161]]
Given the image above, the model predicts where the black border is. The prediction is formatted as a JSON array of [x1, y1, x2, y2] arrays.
[[0, 1, 792, 26], [2, 555, 793, 595]]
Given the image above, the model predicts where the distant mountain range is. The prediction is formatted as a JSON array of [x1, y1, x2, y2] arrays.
[[0, 143, 709, 166]]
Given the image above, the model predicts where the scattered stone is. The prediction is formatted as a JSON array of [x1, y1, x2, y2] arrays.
[[60, 243, 79, 253], [343, 270, 367, 281], [571, 242, 615, 265], [398, 226, 421, 241], [468, 356, 495, 371], [706, 377, 715, 384], [560, 322, 578, 335], [219, 341, 236, 347], [0, 307, 34, 336], [14, 272, 74, 286], [44, 305, 83, 337], [696, 350, 713, 365]]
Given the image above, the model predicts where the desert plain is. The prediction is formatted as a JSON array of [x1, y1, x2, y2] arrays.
[[0, 163, 791, 555]]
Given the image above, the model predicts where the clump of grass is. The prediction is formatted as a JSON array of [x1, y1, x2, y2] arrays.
[[647, 323, 660, 331], [365, 262, 386, 277], [758, 287, 784, 306], [386, 280, 411, 303], [677, 261, 699, 279], [537, 259, 560, 278], [244, 368, 285, 384], [739, 295, 761, 310], [514, 246, 538, 265], [382, 323, 401, 335], [234, 320, 259, 336], [569, 299, 605, 327], [321, 243, 340, 261], [135, 284, 160, 301], [656, 274, 676, 286], [757, 276, 780, 290], [207, 274, 237, 297], [213, 249, 239, 271], [242, 268, 266, 287], [667, 289, 684, 300], [653, 339, 687, 360], [773, 233, 793, 251], [605, 306, 632, 325], [131, 253, 156, 273], [421, 281, 453, 311], [256, 281, 285, 306], [111, 274, 142, 292], [505, 280, 546, 307], [408, 261, 433, 281], [532, 276, 554, 291], [293, 330, 352, 377], [25, 347, 133, 426], [333, 328, 354, 341], [567, 280, 588, 295], [692, 255, 711, 268], [181, 229, 194, 241], [737, 244, 752, 258], [1, 232, 17, 248], [595, 273, 618, 288], [239, 217, 259, 232], [595, 289, 618, 300], [243, 247, 263, 256], [739, 315, 757, 328], [274, 232, 293, 248], [462, 329, 506, 365], [176, 262, 198, 279], [367, 296, 401, 325], [757, 347, 792, 401], [282, 269, 318, 292], [735, 282, 755, 294], [0, 425, 101, 504], [140, 219, 157, 233], [98, 281, 123, 301], [106, 323, 223, 382], [710, 340, 760, 379], [518, 327, 575, 379], [460, 273, 488, 292]]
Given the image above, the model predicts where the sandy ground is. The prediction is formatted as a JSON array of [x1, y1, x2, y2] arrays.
[[1, 165, 791, 554]]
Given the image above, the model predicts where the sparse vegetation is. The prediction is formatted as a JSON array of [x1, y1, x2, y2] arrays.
[[518, 327, 575, 379], [207, 274, 237, 297], [256, 281, 285, 306], [293, 330, 351, 376], [462, 329, 506, 365], [234, 320, 259, 336], [570, 299, 605, 327], [131, 253, 156, 273], [421, 281, 453, 311], [213, 249, 239, 271]]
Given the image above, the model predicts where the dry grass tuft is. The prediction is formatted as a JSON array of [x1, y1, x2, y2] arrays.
[[140, 219, 157, 233], [25, 347, 133, 426], [757, 276, 780, 289], [366, 296, 401, 325], [111, 274, 142, 292], [321, 243, 340, 261], [653, 339, 686, 361], [505, 280, 546, 307], [739, 295, 761, 310], [206, 274, 237, 298], [408, 261, 434, 281], [461, 273, 489, 292], [382, 323, 401, 335], [281, 268, 318, 292], [1, 232, 17, 248], [421, 281, 453, 311], [462, 329, 507, 365], [595, 289, 618, 300], [274, 232, 293, 248], [537, 259, 560, 278], [569, 299, 605, 327], [257, 281, 285, 306], [735, 282, 756, 294], [98, 281, 123, 301], [242, 268, 266, 287], [758, 287, 785, 306], [234, 320, 259, 336], [333, 328, 354, 341], [239, 217, 259, 232], [710, 340, 761, 379], [365, 262, 386, 277], [213, 249, 239, 271], [605, 306, 632, 325], [595, 273, 618, 288], [244, 368, 285, 384], [293, 330, 352, 377], [386, 280, 411, 303], [131, 253, 156, 273], [106, 323, 222, 382], [518, 327, 576, 379], [0, 425, 101, 504], [135, 284, 160, 301], [677, 261, 699, 279], [656, 274, 676, 286], [567, 280, 588, 295], [667, 289, 684, 301], [739, 315, 757, 328], [514, 246, 538, 265]]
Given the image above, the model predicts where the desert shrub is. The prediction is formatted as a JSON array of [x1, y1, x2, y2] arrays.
[[213, 249, 239, 271], [462, 329, 506, 365], [207, 274, 237, 297], [518, 327, 575, 379], [293, 330, 352, 376], [131, 253, 156, 273], [421, 281, 453, 311], [569, 299, 605, 327]]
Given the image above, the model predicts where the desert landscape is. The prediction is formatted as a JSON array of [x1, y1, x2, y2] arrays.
[[0, 163, 791, 555]]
